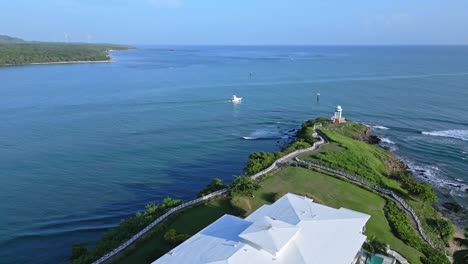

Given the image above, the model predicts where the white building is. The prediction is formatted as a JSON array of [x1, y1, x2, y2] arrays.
[[331, 105, 346, 124], [153, 193, 370, 264]]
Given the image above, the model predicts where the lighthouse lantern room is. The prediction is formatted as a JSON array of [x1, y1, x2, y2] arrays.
[[331, 105, 346, 124]]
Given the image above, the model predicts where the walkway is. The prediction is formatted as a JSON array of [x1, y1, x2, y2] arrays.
[[293, 132, 437, 249], [93, 128, 433, 264], [92, 134, 326, 264]]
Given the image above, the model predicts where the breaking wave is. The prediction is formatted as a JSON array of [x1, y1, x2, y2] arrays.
[[422, 129, 468, 141], [380, 138, 397, 151], [363, 123, 390, 130], [404, 159, 468, 195], [380, 138, 395, 145]]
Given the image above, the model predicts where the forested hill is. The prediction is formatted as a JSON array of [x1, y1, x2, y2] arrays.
[[0, 34, 132, 66], [0, 34, 25, 44]]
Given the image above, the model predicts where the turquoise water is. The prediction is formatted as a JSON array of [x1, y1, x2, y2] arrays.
[[0, 46, 467, 263], [362, 252, 385, 264]]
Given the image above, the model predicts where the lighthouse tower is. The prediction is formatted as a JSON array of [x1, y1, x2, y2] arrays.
[[331, 105, 346, 124]]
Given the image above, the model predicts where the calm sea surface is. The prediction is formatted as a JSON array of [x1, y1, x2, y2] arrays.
[[1, 46, 467, 263]]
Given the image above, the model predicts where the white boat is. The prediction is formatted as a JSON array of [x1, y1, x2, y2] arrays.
[[230, 95, 242, 103]]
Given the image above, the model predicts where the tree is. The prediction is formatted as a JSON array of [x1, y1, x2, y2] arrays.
[[432, 218, 455, 245], [230, 176, 260, 196], [243, 152, 278, 175], [70, 242, 89, 261], [197, 178, 227, 197], [363, 237, 386, 264], [163, 229, 190, 245]]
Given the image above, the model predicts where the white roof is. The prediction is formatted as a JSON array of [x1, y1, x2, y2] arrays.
[[239, 216, 300, 255], [153, 193, 370, 264]]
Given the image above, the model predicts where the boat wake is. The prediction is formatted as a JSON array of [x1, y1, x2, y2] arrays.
[[242, 128, 282, 140], [422, 129, 468, 141]]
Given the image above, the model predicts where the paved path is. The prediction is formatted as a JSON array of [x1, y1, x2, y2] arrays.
[[294, 131, 437, 250], [93, 128, 432, 264], [92, 133, 326, 264]]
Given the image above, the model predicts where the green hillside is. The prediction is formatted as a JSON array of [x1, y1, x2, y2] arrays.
[[0, 34, 25, 44], [0, 34, 132, 66]]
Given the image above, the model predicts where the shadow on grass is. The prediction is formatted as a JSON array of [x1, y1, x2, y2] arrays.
[[261, 192, 279, 203]]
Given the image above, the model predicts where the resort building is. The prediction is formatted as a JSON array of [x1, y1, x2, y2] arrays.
[[152, 193, 370, 264], [331, 105, 346, 124]]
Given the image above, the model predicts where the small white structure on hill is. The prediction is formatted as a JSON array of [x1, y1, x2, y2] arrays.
[[332, 105, 346, 124], [152, 193, 370, 264]]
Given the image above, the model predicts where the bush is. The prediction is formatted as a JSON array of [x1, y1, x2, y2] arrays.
[[383, 201, 450, 264], [383, 201, 421, 249], [430, 218, 455, 245], [197, 178, 227, 197], [71, 197, 182, 264], [454, 249, 468, 264], [244, 152, 280, 175], [70, 242, 89, 262], [163, 229, 190, 245], [420, 244, 450, 264], [230, 176, 260, 196], [282, 140, 312, 154]]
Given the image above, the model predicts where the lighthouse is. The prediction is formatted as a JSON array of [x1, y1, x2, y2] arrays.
[[331, 105, 346, 124]]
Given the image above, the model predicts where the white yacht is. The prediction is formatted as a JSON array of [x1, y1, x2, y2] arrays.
[[230, 95, 242, 103]]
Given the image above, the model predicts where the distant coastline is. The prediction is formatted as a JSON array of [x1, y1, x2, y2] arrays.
[[0, 35, 132, 67], [1, 59, 112, 67]]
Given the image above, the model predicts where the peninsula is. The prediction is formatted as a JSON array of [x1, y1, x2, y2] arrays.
[[70, 114, 465, 264], [0, 34, 132, 66]]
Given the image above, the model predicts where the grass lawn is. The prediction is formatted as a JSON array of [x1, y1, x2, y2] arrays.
[[112, 197, 233, 264], [301, 127, 407, 195], [301, 122, 448, 247], [232, 166, 424, 264]]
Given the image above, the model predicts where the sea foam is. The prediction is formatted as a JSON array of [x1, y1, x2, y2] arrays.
[[422, 129, 468, 141], [363, 123, 390, 130], [404, 159, 468, 195], [380, 138, 395, 145]]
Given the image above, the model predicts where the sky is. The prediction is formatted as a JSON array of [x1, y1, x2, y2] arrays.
[[1, 0, 468, 45]]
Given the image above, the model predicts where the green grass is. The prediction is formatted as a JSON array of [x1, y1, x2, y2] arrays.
[[301, 122, 449, 248], [301, 124, 407, 194], [112, 198, 233, 264], [406, 197, 449, 248], [232, 166, 424, 264]]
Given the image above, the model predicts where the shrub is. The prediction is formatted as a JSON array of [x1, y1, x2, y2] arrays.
[[163, 229, 190, 245], [197, 178, 227, 197], [383, 201, 422, 249], [383, 201, 450, 264], [71, 197, 182, 264], [282, 140, 312, 154], [430, 218, 455, 245], [244, 152, 280, 175], [420, 244, 450, 264], [230, 176, 260, 196]]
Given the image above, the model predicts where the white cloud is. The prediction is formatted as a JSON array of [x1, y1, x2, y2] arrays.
[[146, 0, 181, 8]]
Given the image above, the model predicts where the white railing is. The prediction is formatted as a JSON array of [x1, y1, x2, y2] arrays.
[[92, 128, 440, 264], [294, 155, 437, 249], [250, 136, 325, 180], [91, 189, 229, 264], [92, 133, 327, 264]]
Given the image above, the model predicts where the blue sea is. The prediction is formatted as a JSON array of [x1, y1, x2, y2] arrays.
[[1, 46, 467, 264]]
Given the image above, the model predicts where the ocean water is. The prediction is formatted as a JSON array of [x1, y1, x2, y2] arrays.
[[1, 46, 467, 263]]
